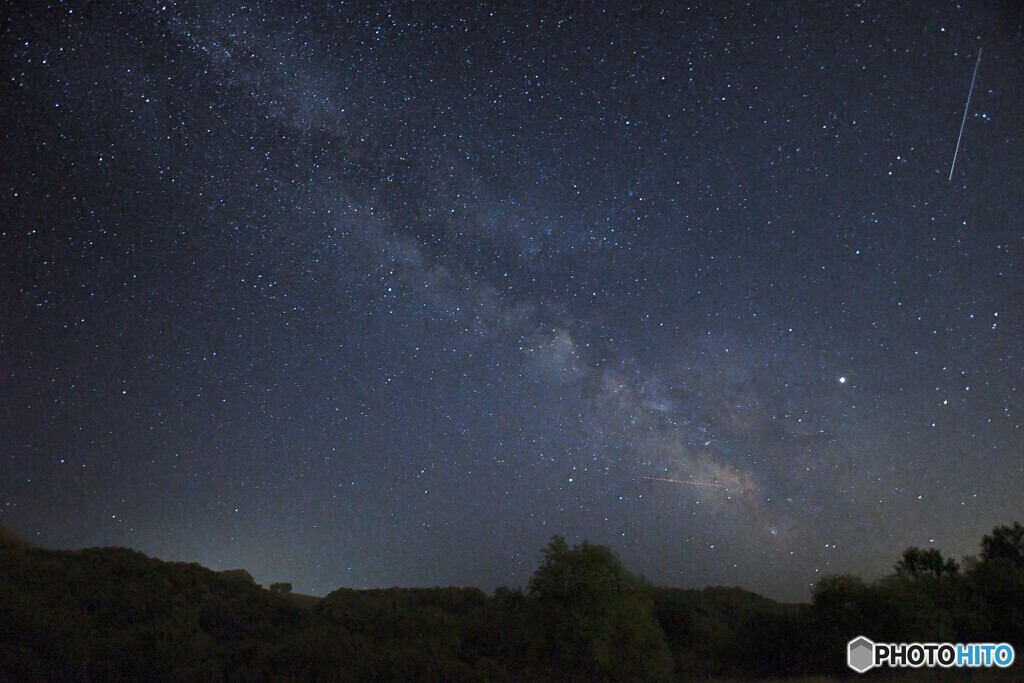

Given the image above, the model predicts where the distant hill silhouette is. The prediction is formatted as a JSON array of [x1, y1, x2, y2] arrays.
[[0, 522, 33, 550], [216, 567, 257, 584], [285, 591, 323, 611]]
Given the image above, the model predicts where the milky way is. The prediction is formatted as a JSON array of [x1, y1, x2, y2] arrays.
[[2, 2, 1022, 600]]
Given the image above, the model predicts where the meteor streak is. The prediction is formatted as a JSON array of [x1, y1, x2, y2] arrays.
[[640, 475, 726, 489], [949, 47, 982, 181]]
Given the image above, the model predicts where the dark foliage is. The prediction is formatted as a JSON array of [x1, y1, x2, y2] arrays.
[[895, 546, 961, 578], [526, 536, 674, 681], [803, 523, 1024, 676], [0, 523, 33, 551], [1, 522, 1022, 681], [652, 585, 808, 679], [981, 522, 1024, 567]]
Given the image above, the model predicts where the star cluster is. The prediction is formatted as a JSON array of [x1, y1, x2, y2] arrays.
[[2, 2, 1022, 600]]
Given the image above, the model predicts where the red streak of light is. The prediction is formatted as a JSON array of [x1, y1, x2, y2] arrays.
[[639, 475, 726, 489]]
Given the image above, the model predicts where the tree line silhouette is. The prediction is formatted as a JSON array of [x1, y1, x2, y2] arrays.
[[1, 521, 1022, 680]]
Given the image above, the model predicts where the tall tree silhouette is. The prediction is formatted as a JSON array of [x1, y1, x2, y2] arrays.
[[981, 522, 1024, 567], [527, 536, 673, 682], [895, 547, 960, 578]]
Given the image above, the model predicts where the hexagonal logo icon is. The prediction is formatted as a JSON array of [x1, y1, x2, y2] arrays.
[[848, 636, 875, 673]]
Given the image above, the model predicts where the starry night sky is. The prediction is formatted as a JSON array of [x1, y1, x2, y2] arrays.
[[2, 1, 1022, 601]]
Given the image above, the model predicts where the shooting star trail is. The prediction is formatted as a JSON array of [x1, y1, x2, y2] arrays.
[[949, 47, 982, 181], [639, 475, 726, 490]]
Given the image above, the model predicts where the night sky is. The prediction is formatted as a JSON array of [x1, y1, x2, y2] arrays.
[[3, 2, 1022, 602]]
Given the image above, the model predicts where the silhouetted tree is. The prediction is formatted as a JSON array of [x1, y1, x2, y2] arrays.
[[527, 536, 673, 682], [895, 547, 960, 578], [964, 521, 1024, 648], [269, 582, 293, 594], [981, 522, 1024, 568]]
